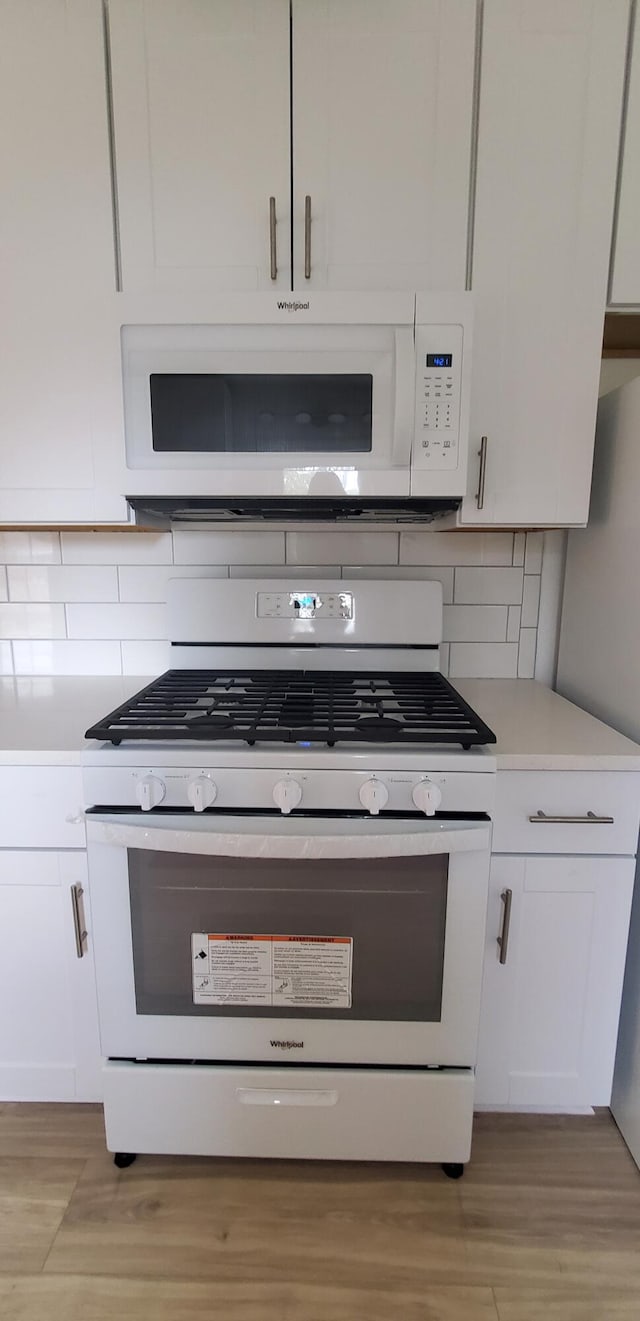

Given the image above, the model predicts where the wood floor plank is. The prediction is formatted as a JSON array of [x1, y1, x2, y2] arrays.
[[493, 1287, 640, 1320], [0, 1275, 499, 1321], [0, 1104, 104, 1160], [44, 1154, 469, 1289], [0, 1157, 85, 1273]]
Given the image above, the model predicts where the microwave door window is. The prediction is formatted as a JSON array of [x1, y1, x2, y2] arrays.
[[149, 374, 373, 455], [127, 850, 447, 1022]]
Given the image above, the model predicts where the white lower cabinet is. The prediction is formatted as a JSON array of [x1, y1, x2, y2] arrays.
[[476, 854, 635, 1110], [0, 851, 101, 1102]]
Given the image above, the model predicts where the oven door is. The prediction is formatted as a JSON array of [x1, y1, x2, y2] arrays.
[[86, 813, 490, 1068], [121, 322, 415, 497]]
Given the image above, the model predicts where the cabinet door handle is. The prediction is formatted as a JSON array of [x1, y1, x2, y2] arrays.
[[497, 888, 512, 965], [70, 884, 87, 959], [476, 435, 488, 509], [304, 194, 312, 279], [269, 196, 277, 280], [528, 810, 615, 825]]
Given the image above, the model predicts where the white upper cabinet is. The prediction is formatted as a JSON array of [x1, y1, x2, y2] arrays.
[[291, 0, 476, 291], [610, 10, 640, 305], [0, 0, 126, 523], [460, 0, 629, 527], [107, 0, 292, 293]]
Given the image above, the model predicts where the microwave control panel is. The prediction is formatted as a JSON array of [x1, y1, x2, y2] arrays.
[[413, 323, 464, 470]]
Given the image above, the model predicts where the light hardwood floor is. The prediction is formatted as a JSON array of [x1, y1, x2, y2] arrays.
[[0, 1106, 638, 1319]]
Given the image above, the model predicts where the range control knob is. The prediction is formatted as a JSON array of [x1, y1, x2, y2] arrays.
[[359, 777, 389, 816], [187, 775, 217, 813], [273, 779, 303, 815], [135, 774, 166, 812], [412, 779, 442, 817]]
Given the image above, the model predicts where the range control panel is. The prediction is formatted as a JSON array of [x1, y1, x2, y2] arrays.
[[413, 323, 464, 471], [257, 591, 354, 620]]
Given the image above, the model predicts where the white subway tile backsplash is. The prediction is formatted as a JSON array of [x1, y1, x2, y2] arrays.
[[521, 574, 541, 628], [507, 605, 522, 643], [449, 643, 519, 679], [118, 565, 227, 603], [66, 603, 167, 641], [0, 603, 66, 639], [512, 532, 526, 567], [443, 605, 508, 643], [229, 565, 340, 580], [454, 567, 523, 606], [518, 627, 537, 678], [524, 531, 544, 575], [0, 526, 548, 680], [0, 532, 61, 564], [8, 565, 118, 604], [400, 532, 513, 567], [61, 533, 172, 565], [342, 565, 454, 602], [286, 532, 398, 565], [12, 640, 122, 675], [121, 641, 172, 675], [173, 531, 284, 565]]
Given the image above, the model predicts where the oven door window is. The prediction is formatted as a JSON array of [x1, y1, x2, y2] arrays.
[[128, 850, 447, 1022], [149, 373, 373, 454]]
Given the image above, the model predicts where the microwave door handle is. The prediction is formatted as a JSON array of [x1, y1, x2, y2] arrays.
[[391, 328, 416, 466]]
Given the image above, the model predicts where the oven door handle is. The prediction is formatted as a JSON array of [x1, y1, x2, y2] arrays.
[[85, 814, 490, 859]]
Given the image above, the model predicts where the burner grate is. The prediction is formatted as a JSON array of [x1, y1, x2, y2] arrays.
[[85, 670, 497, 749]]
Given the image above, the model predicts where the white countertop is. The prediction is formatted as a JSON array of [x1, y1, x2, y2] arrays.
[[456, 679, 640, 771], [0, 675, 639, 770]]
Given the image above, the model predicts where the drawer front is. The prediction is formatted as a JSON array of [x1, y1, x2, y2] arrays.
[[0, 768, 85, 848], [493, 772, 640, 855], [103, 1062, 474, 1164]]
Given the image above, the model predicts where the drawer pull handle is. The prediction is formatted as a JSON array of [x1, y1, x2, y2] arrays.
[[497, 888, 512, 965], [236, 1088, 338, 1108], [70, 883, 87, 959], [528, 810, 615, 825]]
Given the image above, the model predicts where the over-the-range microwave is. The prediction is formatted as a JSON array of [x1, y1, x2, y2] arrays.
[[121, 292, 472, 519]]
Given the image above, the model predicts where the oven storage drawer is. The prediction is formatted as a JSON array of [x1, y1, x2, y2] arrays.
[[492, 771, 640, 856], [103, 1061, 474, 1163]]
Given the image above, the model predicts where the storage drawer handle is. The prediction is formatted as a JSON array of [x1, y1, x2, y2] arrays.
[[528, 810, 615, 825], [269, 196, 277, 280], [237, 1088, 338, 1108], [497, 887, 512, 965], [70, 883, 87, 959]]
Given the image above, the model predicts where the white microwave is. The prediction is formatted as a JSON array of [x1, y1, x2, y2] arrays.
[[121, 292, 472, 503]]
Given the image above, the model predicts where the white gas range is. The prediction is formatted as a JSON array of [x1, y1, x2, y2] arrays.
[[83, 578, 496, 1176]]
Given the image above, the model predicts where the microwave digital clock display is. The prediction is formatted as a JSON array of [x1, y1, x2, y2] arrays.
[[426, 354, 453, 368]]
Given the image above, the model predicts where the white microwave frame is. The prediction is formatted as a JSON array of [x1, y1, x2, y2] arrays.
[[86, 811, 490, 1069], [118, 291, 472, 500]]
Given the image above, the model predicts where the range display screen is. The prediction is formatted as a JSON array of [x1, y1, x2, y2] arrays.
[[426, 354, 453, 368]]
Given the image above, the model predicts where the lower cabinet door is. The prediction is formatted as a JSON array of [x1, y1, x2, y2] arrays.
[[0, 851, 101, 1101], [476, 855, 635, 1110]]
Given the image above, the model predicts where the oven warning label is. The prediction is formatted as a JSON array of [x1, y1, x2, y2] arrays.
[[191, 934, 353, 1009]]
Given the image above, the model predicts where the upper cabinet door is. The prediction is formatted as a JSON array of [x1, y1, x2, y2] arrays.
[[610, 11, 640, 305], [107, 0, 291, 293], [291, 0, 476, 291], [461, 0, 629, 527]]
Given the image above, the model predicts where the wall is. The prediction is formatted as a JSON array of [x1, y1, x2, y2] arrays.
[[0, 529, 551, 680]]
